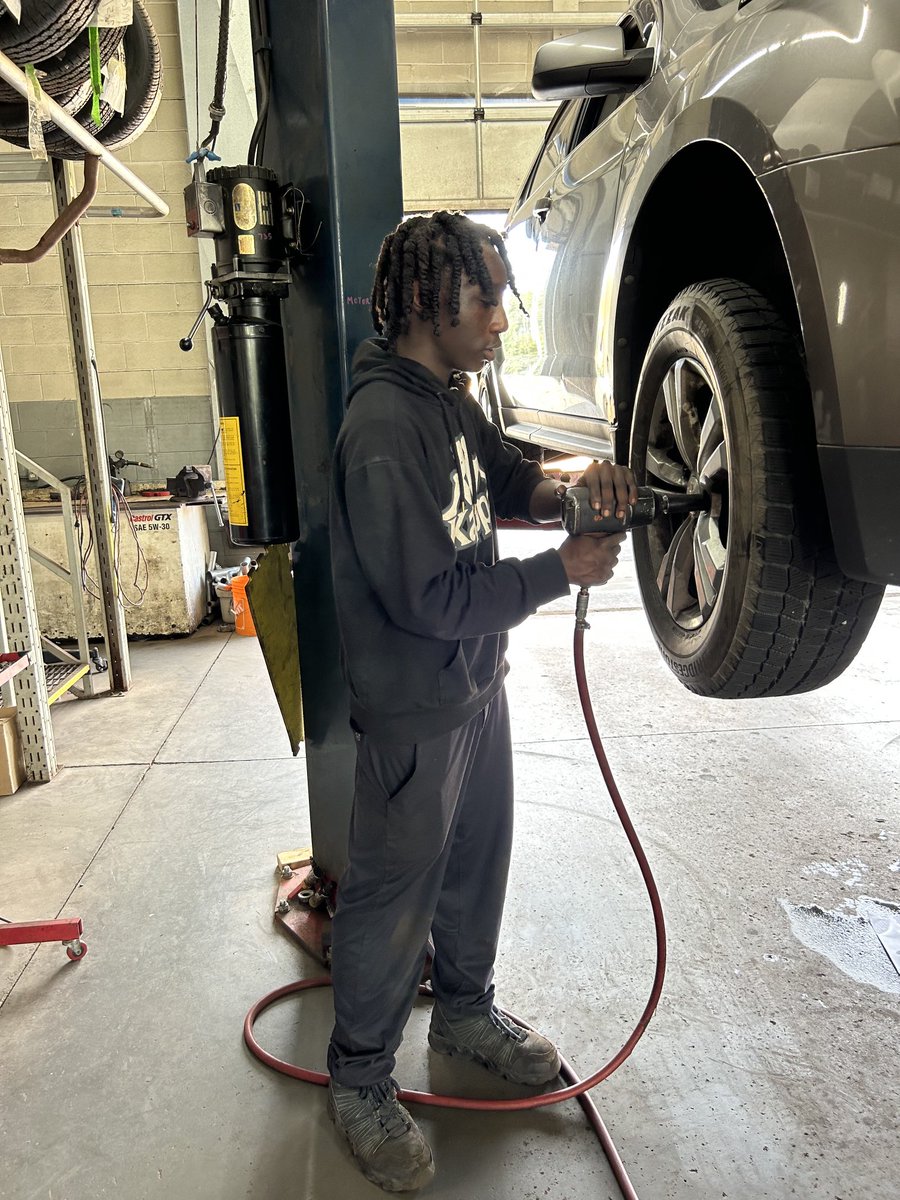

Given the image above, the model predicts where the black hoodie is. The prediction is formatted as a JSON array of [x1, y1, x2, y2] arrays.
[[329, 337, 570, 743]]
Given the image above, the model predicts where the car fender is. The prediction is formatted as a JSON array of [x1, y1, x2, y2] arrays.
[[603, 96, 839, 445], [600, 0, 900, 440], [666, 0, 900, 165], [599, 96, 782, 382]]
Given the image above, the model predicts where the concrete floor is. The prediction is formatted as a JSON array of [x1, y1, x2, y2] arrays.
[[1, 531, 898, 1200]]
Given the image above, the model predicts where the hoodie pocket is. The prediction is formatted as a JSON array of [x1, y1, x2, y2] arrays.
[[437, 642, 474, 706]]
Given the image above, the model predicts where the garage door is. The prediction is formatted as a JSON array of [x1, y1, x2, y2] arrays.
[[396, 1, 628, 212]]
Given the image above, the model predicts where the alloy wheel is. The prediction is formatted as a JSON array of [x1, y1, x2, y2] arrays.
[[645, 356, 730, 630]]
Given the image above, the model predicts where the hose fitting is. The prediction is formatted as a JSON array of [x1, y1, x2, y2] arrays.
[[575, 585, 591, 630]]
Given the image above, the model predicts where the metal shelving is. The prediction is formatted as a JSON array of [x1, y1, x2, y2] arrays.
[[0, 44, 169, 781]]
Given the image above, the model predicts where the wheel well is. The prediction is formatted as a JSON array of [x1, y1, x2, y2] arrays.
[[613, 143, 800, 461]]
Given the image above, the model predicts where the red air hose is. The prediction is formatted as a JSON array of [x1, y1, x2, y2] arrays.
[[244, 588, 667, 1200]]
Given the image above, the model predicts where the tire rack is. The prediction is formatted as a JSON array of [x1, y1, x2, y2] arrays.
[[0, 45, 169, 781]]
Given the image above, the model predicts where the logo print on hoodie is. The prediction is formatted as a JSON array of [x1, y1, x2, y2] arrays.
[[443, 432, 492, 549]]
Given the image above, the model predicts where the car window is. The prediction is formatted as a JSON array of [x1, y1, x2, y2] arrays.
[[572, 95, 622, 147], [520, 99, 585, 200]]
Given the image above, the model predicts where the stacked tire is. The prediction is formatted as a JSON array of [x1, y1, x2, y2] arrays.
[[0, 0, 162, 158]]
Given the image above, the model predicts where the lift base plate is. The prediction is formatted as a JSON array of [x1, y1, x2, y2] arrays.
[[273, 850, 333, 968]]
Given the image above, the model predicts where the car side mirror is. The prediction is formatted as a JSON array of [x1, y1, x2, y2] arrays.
[[532, 28, 654, 100]]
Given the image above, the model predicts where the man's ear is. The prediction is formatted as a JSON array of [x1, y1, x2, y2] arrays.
[[411, 279, 423, 314]]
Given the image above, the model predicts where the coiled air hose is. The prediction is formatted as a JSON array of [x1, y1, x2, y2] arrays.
[[245, 586, 667, 1200]]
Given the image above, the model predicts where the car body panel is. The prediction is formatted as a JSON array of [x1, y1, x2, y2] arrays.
[[498, 0, 900, 583], [503, 99, 635, 427], [773, 145, 900, 449], [681, 0, 900, 166], [819, 445, 899, 583]]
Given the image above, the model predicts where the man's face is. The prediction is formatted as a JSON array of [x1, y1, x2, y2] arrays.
[[432, 242, 511, 376]]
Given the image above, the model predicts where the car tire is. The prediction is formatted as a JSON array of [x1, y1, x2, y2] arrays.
[[0, 77, 94, 139], [0, 24, 127, 103], [0, 0, 99, 60], [56, 0, 162, 159], [0, 83, 117, 148], [0, 0, 161, 160], [629, 278, 883, 698]]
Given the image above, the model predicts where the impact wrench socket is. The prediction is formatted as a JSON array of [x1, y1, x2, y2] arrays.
[[561, 484, 708, 535]]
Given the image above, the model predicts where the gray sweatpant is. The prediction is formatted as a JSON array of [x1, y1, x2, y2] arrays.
[[327, 689, 514, 1087]]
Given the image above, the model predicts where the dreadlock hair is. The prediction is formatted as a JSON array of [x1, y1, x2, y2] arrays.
[[371, 210, 525, 346]]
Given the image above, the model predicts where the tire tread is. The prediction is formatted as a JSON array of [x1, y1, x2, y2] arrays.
[[641, 278, 883, 698]]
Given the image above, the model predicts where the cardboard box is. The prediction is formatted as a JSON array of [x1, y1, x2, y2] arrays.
[[0, 707, 26, 797]]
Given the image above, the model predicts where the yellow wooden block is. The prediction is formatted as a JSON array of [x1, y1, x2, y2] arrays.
[[277, 847, 312, 871]]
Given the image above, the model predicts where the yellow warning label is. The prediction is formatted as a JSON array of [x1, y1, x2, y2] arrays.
[[238, 234, 255, 256], [232, 182, 257, 231], [220, 416, 249, 526]]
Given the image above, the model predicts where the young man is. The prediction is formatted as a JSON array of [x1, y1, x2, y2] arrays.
[[327, 211, 636, 1192]]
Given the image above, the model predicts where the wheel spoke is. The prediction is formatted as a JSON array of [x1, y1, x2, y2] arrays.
[[646, 444, 688, 488], [656, 516, 700, 626], [647, 354, 729, 632], [699, 441, 727, 487], [697, 394, 727, 485], [693, 513, 726, 618], [662, 359, 700, 472]]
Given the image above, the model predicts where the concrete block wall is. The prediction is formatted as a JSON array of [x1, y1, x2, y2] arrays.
[[395, 0, 626, 210], [11, 395, 214, 491], [0, 0, 214, 485]]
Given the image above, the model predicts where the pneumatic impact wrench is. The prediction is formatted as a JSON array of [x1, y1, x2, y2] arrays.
[[560, 484, 709, 627], [560, 484, 708, 536]]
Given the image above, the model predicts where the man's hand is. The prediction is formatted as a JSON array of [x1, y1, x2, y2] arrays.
[[578, 460, 638, 520], [557, 533, 625, 587]]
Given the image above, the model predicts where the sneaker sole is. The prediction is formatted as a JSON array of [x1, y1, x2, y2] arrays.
[[427, 1028, 561, 1087], [327, 1090, 435, 1193]]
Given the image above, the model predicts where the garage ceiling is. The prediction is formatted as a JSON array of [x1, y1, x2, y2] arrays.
[[395, 1, 628, 213]]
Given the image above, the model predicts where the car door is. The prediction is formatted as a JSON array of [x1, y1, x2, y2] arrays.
[[501, 10, 659, 457]]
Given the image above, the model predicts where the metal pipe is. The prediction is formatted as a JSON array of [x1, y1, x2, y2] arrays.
[[0, 47, 169, 218], [396, 11, 623, 29], [405, 197, 516, 211], [80, 206, 170, 219], [400, 102, 556, 117], [52, 159, 131, 694], [472, 2, 484, 203], [400, 114, 551, 125], [0, 155, 99, 263]]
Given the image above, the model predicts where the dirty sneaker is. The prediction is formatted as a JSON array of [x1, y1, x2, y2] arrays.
[[428, 1004, 561, 1086], [328, 1077, 435, 1193]]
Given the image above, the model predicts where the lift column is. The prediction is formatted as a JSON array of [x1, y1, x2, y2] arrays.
[[253, 0, 403, 879]]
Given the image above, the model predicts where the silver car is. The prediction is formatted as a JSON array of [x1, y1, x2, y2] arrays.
[[488, 0, 898, 698]]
